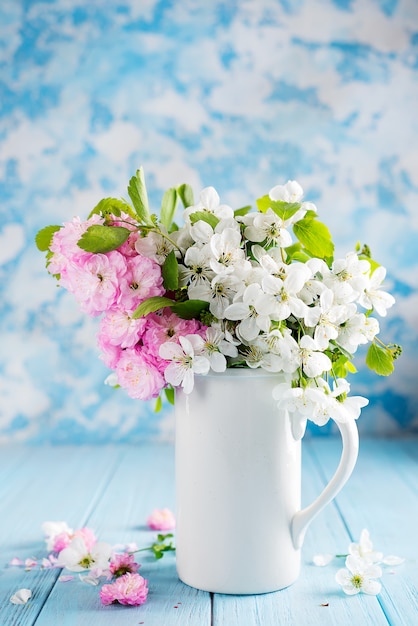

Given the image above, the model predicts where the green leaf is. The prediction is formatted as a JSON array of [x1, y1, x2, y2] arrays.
[[366, 343, 395, 376], [189, 211, 219, 229], [284, 242, 310, 263], [160, 188, 178, 230], [171, 299, 210, 320], [127, 167, 153, 224], [303, 209, 318, 220], [256, 195, 302, 220], [88, 197, 136, 220], [234, 205, 252, 217], [293, 218, 334, 259], [35, 225, 61, 251], [346, 361, 357, 373], [154, 395, 163, 413], [332, 354, 356, 377], [132, 296, 175, 319], [77, 224, 131, 253], [162, 250, 179, 291], [164, 386, 175, 405], [177, 183, 194, 208]]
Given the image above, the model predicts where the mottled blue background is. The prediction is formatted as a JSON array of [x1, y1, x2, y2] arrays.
[[1, 0, 417, 443]]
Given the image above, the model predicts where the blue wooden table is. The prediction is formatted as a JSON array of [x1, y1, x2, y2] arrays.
[[0, 438, 417, 625]]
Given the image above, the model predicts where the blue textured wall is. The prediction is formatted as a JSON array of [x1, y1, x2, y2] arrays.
[[1, 0, 417, 443]]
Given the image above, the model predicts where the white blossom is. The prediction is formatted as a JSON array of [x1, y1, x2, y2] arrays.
[[358, 266, 396, 316], [184, 186, 234, 222], [336, 314, 380, 353], [244, 208, 293, 248], [134, 228, 174, 264], [178, 244, 214, 288], [209, 228, 246, 274], [328, 252, 371, 303], [299, 335, 332, 378], [159, 335, 210, 394], [269, 180, 304, 203], [57, 537, 112, 572], [336, 555, 382, 595], [188, 273, 239, 319], [225, 283, 274, 341], [305, 288, 357, 349], [201, 327, 238, 372], [262, 263, 311, 321]]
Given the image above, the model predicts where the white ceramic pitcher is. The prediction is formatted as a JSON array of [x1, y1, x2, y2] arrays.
[[175, 369, 359, 595]]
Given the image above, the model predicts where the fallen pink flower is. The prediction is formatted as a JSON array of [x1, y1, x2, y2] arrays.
[[100, 572, 149, 606], [147, 508, 176, 531], [110, 552, 140, 578]]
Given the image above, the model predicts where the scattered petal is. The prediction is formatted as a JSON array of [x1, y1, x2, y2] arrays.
[[382, 555, 405, 566], [10, 589, 32, 604], [9, 557, 24, 566], [58, 575, 75, 582], [313, 553, 334, 567], [24, 558, 38, 569], [79, 573, 100, 586]]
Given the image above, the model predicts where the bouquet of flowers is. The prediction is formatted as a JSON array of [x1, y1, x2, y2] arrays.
[[36, 168, 400, 429]]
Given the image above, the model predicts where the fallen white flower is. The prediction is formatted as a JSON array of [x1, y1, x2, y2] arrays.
[[336, 555, 382, 595]]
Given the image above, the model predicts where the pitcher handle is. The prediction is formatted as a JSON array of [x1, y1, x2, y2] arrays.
[[291, 418, 359, 550]]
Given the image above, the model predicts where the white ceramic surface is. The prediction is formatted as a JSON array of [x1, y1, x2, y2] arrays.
[[175, 370, 359, 594]]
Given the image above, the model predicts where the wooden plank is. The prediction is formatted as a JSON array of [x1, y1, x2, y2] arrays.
[[33, 445, 211, 626], [311, 438, 418, 626], [213, 440, 388, 625]]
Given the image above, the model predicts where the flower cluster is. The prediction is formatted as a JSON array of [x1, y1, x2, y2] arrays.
[[37, 168, 400, 427], [9, 512, 176, 608], [313, 528, 404, 596]]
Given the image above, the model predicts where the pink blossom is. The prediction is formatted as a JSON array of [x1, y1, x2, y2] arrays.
[[118, 255, 164, 310], [109, 553, 140, 578], [99, 572, 149, 606], [116, 349, 165, 400], [51, 526, 96, 553], [49, 214, 103, 277], [97, 332, 123, 369], [98, 310, 147, 349], [64, 251, 127, 316], [147, 508, 176, 531]]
